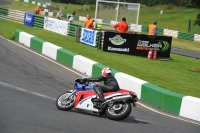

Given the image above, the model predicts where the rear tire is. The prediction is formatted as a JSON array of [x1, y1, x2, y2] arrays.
[[106, 101, 132, 121], [56, 92, 76, 111]]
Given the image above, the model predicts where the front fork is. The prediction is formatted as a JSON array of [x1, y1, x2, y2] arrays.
[[65, 89, 76, 99]]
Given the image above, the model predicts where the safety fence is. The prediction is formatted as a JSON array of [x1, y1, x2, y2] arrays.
[[1, 6, 199, 47], [14, 0, 200, 42], [68, 23, 81, 37], [8, 9, 25, 24], [0, 7, 25, 24], [0, 7, 8, 19], [41, 11, 200, 42]]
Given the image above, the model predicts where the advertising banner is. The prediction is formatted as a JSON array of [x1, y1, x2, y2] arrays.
[[24, 12, 34, 27], [80, 28, 98, 47], [44, 17, 69, 35], [103, 32, 172, 58]]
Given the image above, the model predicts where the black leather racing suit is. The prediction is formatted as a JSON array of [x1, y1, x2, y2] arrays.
[[87, 73, 120, 93]]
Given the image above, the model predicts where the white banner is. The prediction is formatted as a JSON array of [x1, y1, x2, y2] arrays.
[[80, 28, 98, 47], [44, 17, 69, 35]]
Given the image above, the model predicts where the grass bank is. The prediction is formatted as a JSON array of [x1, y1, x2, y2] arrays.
[[0, 18, 200, 98], [1, 0, 200, 33]]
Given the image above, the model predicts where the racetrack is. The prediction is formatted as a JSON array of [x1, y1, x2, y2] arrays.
[[0, 0, 12, 5], [0, 36, 199, 133]]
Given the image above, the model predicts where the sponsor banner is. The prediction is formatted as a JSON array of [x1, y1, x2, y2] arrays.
[[24, 12, 34, 27], [44, 17, 69, 35], [103, 32, 172, 58], [80, 28, 98, 47]]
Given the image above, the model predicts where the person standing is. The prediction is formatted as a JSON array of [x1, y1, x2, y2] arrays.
[[147, 21, 157, 40], [114, 17, 128, 33], [68, 15, 73, 22], [82, 14, 94, 30], [56, 11, 63, 20]]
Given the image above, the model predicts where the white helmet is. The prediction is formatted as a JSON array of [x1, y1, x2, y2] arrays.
[[101, 67, 112, 77]]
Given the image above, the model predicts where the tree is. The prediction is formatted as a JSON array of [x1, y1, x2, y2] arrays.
[[189, 0, 200, 26]]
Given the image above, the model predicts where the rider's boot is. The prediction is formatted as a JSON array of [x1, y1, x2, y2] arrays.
[[93, 87, 105, 102]]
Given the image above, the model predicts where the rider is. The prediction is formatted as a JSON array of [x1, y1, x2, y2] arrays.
[[84, 67, 120, 102]]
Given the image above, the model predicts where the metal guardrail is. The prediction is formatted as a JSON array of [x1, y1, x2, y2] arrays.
[[33, 14, 44, 28], [8, 9, 25, 24], [0, 7, 9, 19], [68, 23, 82, 37]]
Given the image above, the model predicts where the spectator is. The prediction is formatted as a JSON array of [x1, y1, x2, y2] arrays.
[[34, 7, 39, 14], [56, 11, 63, 20], [114, 17, 128, 33], [82, 14, 94, 30], [96, 23, 102, 30], [68, 15, 73, 22], [147, 20, 157, 40]]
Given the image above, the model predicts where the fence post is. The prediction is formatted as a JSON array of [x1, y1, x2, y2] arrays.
[[97, 31, 102, 50], [188, 20, 191, 33], [75, 26, 81, 42]]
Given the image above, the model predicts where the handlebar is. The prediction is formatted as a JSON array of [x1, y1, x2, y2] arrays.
[[75, 78, 88, 85]]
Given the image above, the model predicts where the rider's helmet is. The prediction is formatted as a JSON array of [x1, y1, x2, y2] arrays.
[[101, 67, 112, 77]]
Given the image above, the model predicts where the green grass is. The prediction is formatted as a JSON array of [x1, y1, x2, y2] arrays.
[[0, 18, 200, 98]]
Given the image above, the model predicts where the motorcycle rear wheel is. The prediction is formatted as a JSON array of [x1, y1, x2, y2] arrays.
[[56, 92, 76, 111], [106, 101, 132, 121]]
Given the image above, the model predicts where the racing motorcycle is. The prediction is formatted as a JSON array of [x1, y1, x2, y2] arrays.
[[56, 78, 138, 121]]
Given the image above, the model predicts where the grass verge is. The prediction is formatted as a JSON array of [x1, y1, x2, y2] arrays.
[[0, 18, 200, 98], [1, 0, 200, 33]]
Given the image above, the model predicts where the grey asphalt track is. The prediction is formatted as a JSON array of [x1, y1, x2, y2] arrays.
[[171, 48, 200, 59], [0, 0, 11, 5], [0, 36, 200, 133]]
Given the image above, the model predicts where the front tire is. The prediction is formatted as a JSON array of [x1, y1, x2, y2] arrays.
[[106, 101, 132, 121], [56, 92, 76, 111]]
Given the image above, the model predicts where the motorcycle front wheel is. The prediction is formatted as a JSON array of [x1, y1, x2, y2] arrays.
[[56, 92, 76, 111], [106, 101, 132, 121]]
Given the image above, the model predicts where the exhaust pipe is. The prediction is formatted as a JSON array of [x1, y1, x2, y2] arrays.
[[112, 94, 132, 101]]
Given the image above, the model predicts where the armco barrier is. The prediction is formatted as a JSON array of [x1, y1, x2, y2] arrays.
[[7, 1, 199, 42], [31, 7, 200, 42], [15, 30, 200, 122], [0, 7, 8, 19], [68, 23, 82, 37], [7, 9, 25, 24], [194, 34, 200, 42], [178, 32, 194, 41], [163, 29, 179, 38], [33, 14, 44, 28], [0, 8, 25, 23], [8, 9, 25, 24]]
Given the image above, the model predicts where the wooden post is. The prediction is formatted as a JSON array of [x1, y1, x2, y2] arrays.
[[75, 26, 81, 42]]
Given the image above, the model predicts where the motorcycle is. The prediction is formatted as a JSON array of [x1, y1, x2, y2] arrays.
[[56, 78, 138, 121]]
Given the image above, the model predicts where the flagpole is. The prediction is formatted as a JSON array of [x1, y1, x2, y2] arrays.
[[158, 10, 163, 28]]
